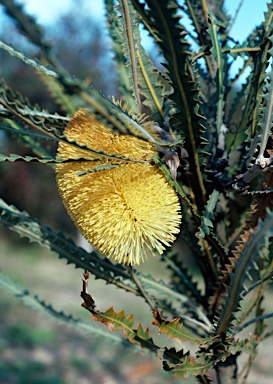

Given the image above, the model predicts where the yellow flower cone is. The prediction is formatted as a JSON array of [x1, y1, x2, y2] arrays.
[[56, 108, 181, 265]]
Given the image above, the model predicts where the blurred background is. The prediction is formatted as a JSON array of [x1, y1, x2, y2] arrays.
[[1, 0, 273, 383]]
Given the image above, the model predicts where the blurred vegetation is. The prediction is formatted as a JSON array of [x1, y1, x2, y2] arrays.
[[2, 0, 273, 383]]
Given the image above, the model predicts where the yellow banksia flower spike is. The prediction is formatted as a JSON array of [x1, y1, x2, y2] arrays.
[[56, 108, 181, 265]]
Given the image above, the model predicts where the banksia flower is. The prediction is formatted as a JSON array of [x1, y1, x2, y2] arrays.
[[56, 108, 181, 265]]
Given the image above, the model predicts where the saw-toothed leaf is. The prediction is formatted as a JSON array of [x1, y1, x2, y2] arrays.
[[163, 352, 217, 378], [37, 72, 76, 116], [132, 0, 207, 211], [106, 0, 165, 124], [105, 0, 136, 108], [239, 3, 273, 165], [244, 35, 273, 169], [0, 119, 56, 159], [112, 0, 142, 112], [91, 307, 134, 335], [163, 337, 253, 378], [207, 12, 225, 136], [262, 1, 273, 40], [136, 44, 165, 125], [215, 209, 273, 335], [0, 153, 57, 163], [82, 303, 160, 351], [254, 54, 273, 166], [0, 41, 57, 78], [152, 311, 211, 344], [0, 80, 68, 137], [130, 323, 158, 351], [159, 347, 190, 365], [199, 190, 220, 239], [183, 0, 217, 80]]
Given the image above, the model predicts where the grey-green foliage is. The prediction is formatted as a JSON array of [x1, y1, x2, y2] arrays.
[[1, 0, 273, 382]]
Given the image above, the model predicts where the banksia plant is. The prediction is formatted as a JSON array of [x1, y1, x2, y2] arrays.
[[1, 0, 273, 382]]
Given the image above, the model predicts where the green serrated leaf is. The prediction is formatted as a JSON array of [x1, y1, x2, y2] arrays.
[[0, 40, 57, 77], [132, 0, 208, 212], [238, 5, 273, 164], [199, 190, 220, 239], [114, 0, 142, 112], [38, 73, 76, 116], [152, 311, 211, 344], [0, 119, 56, 159], [0, 153, 56, 163], [215, 208, 273, 335], [76, 163, 122, 176], [207, 11, 225, 136], [106, 0, 165, 123], [163, 353, 216, 378], [136, 44, 165, 125], [255, 56, 273, 164], [84, 304, 160, 351], [104, 0, 136, 108]]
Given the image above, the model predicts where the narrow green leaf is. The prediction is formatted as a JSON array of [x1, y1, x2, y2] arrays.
[[255, 52, 273, 165], [199, 190, 220, 239], [163, 337, 253, 378], [136, 45, 165, 125], [215, 208, 273, 335], [183, 0, 217, 81], [163, 354, 217, 378], [114, 0, 142, 112], [152, 311, 211, 344], [104, 0, 136, 108], [207, 12, 225, 135], [238, 2, 273, 165], [37, 73, 76, 116], [1, 119, 56, 160], [132, 0, 207, 211], [0, 40, 58, 77], [83, 303, 160, 351], [0, 153, 56, 163], [76, 164, 122, 176]]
